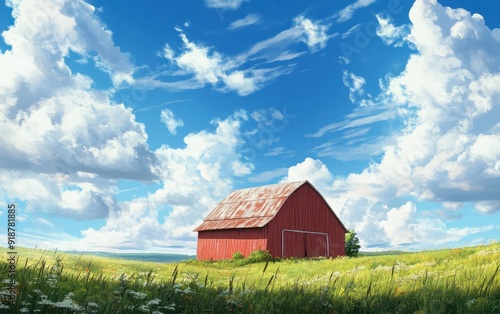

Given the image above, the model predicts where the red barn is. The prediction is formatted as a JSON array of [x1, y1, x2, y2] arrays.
[[194, 181, 348, 260]]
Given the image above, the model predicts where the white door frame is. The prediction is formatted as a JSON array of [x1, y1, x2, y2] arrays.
[[281, 229, 329, 258]]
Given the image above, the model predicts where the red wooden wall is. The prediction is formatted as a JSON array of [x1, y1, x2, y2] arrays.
[[196, 228, 267, 260], [265, 184, 346, 258]]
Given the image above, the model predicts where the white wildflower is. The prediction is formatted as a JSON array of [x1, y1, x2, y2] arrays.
[[164, 302, 176, 310], [476, 248, 500, 256], [47, 273, 58, 288], [126, 290, 147, 299], [39, 299, 54, 306], [466, 299, 476, 308], [53, 292, 83, 311], [373, 265, 392, 271], [350, 266, 366, 273], [139, 304, 150, 312], [147, 298, 161, 306], [394, 261, 409, 271], [173, 283, 183, 293], [53, 299, 83, 311]]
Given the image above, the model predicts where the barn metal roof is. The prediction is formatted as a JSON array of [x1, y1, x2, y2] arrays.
[[194, 181, 307, 231]]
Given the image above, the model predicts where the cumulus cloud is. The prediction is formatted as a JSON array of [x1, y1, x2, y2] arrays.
[[161, 109, 184, 135], [3, 0, 133, 87], [379, 202, 417, 245], [285, 0, 500, 250], [73, 111, 254, 251], [380, 0, 500, 207], [293, 15, 331, 51], [281, 158, 334, 194], [0, 0, 155, 219]]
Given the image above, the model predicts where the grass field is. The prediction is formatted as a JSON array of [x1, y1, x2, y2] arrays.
[[1, 243, 499, 313]]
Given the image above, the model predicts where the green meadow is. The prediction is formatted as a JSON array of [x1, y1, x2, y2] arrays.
[[1, 243, 499, 313]]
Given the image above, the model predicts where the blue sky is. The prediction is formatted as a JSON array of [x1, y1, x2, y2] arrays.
[[0, 0, 499, 254]]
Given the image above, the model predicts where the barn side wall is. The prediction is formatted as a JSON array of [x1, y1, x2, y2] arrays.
[[196, 228, 267, 261], [265, 184, 346, 258]]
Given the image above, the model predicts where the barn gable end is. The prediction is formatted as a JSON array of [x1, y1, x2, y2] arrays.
[[194, 181, 347, 260]]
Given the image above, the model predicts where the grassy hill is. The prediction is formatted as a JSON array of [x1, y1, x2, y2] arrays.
[[1, 243, 499, 313]]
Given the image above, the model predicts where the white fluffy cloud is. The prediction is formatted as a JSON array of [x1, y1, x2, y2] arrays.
[[381, 0, 500, 207], [73, 112, 254, 251], [282, 158, 334, 193], [335, 0, 500, 211], [284, 0, 500, 250], [293, 16, 330, 51], [0, 0, 154, 219], [379, 202, 416, 245], [161, 109, 184, 135]]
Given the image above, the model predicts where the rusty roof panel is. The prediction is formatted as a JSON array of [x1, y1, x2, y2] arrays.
[[204, 198, 287, 220], [194, 217, 271, 231], [194, 181, 306, 231]]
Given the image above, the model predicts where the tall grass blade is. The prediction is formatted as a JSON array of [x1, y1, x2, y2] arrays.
[[265, 275, 274, 291], [482, 264, 500, 296], [262, 261, 269, 275]]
